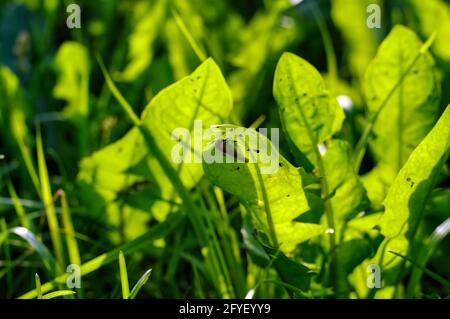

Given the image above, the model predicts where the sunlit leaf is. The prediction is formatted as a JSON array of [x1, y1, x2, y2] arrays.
[[53, 41, 89, 119], [78, 58, 232, 236], [203, 129, 325, 254], [331, 0, 380, 79], [380, 104, 450, 239], [322, 139, 369, 225], [274, 52, 345, 169], [410, 0, 450, 62], [117, 0, 167, 81], [364, 25, 441, 174]]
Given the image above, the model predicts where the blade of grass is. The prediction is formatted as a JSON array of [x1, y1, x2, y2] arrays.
[[119, 251, 130, 299], [58, 190, 81, 266], [36, 126, 65, 269], [14, 129, 41, 197], [129, 269, 152, 299], [96, 56, 140, 126], [18, 212, 183, 299], [10, 227, 60, 276], [389, 250, 450, 291], [6, 179, 31, 229], [171, 9, 207, 62], [35, 273, 42, 299], [406, 217, 450, 297], [42, 290, 75, 299], [1, 219, 13, 297]]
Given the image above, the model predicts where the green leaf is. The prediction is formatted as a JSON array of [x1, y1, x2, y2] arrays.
[[380, 105, 450, 239], [78, 58, 233, 231], [322, 139, 369, 225], [410, 0, 450, 62], [202, 128, 325, 254], [273, 52, 345, 168], [335, 237, 382, 297], [364, 25, 441, 173], [53, 41, 89, 119], [331, 0, 380, 79], [53, 41, 90, 156], [117, 0, 167, 81], [264, 247, 312, 293]]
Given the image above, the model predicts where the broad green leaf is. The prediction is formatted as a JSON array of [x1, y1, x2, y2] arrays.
[[78, 58, 233, 235], [53, 41, 89, 119], [411, 0, 450, 62], [117, 0, 167, 81], [361, 163, 397, 209], [380, 104, 450, 239], [358, 104, 450, 296], [274, 52, 345, 168], [322, 139, 369, 225], [331, 0, 380, 79], [53, 41, 90, 156], [364, 25, 441, 173], [202, 129, 325, 254]]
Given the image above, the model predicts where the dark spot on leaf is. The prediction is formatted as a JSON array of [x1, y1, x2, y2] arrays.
[[286, 194, 290, 197], [279, 162, 283, 167]]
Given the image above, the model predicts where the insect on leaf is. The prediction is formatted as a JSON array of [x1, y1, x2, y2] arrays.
[[203, 128, 325, 254]]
